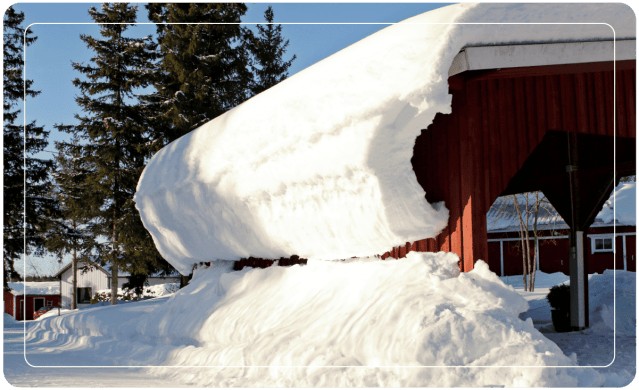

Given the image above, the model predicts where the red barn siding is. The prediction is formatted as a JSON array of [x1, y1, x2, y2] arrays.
[[394, 60, 636, 271], [3, 290, 15, 317], [487, 241, 502, 276], [8, 294, 61, 321]]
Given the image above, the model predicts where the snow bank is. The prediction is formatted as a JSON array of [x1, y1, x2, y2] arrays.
[[135, 3, 635, 275], [4, 313, 19, 326], [501, 270, 571, 289], [506, 269, 635, 337], [8, 282, 60, 296], [596, 182, 636, 226], [28, 252, 612, 386], [584, 270, 636, 336]]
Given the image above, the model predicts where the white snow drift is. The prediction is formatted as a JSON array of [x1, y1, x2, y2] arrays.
[[134, 3, 635, 274], [25, 253, 630, 386]]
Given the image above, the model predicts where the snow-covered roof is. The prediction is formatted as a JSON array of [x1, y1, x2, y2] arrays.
[[134, 3, 635, 274], [487, 183, 636, 233], [8, 282, 60, 296], [54, 261, 180, 279], [448, 39, 635, 77]]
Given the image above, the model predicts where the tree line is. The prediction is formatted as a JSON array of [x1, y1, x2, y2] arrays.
[[3, 3, 296, 307]]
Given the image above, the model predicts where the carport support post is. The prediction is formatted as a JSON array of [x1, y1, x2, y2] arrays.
[[567, 133, 588, 330], [568, 232, 587, 329]]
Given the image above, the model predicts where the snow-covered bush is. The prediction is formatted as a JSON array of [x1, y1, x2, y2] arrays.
[[91, 289, 139, 304]]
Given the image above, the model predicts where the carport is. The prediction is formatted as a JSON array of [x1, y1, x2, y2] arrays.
[[384, 39, 636, 330]]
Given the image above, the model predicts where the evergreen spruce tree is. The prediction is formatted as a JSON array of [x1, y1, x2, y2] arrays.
[[144, 3, 252, 148], [58, 3, 163, 305], [3, 7, 54, 289], [47, 136, 99, 309], [247, 6, 296, 96]]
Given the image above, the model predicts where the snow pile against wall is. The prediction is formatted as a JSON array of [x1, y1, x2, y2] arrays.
[[8, 282, 60, 296], [135, 3, 635, 274], [28, 253, 613, 386], [596, 183, 636, 226], [4, 313, 19, 326]]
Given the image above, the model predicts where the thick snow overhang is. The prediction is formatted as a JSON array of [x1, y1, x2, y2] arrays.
[[134, 3, 635, 275], [448, 39, 636, 77]]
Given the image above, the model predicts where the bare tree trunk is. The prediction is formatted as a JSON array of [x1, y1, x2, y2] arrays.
[[72, 220, 77, 310], [523, 220, 532, 291], [111, 180, 118, 306], [513, 195, 528, 291], [111, 263, 118, 305], [530, 192, 542, 292]]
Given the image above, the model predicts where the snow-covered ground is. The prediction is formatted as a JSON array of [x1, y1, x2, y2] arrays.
[[3, 254, 635, 387]]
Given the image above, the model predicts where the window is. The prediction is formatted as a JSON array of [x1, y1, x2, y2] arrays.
[[591, 236, 613, 253], [77, 287, 92, 304], [33, 298, 45, 311]]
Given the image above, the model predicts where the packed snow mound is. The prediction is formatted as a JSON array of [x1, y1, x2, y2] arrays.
[[8, 282, 60, 296], [596, 182, 636, 226], [583, 270, 636, 336], [28, 252, 611, 386], [4, 313, 19, 326], [135, 3, 634, 274]]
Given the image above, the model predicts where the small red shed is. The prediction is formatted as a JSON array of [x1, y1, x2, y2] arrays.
[[4, 282, 61, 321]]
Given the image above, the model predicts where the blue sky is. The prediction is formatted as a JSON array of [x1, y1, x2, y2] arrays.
[[14, 2, 450, 153], [9, 2, 451, 275]]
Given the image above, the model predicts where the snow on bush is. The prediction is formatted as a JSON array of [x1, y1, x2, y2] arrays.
[[134, 3, 634, 274], [92, 283, 180, 303], [28, 253, 610, 386], [144, 283, 179, 297]]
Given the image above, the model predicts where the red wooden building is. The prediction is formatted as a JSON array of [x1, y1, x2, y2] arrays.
[[4, 282, 61, 321], [381, 39, 636, 330], [485, 184, 636, 276], [223, 38, 635, 332]]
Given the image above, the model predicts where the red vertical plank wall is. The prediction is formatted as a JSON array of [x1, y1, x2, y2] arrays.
[[3, 291, 14, 317], [394, 63, 635, 272]]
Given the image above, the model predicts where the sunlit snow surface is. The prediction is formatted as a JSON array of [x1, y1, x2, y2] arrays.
[[134, 3, 634, 274], [23, 253, 634, 386], [597, 183, 636, 226]]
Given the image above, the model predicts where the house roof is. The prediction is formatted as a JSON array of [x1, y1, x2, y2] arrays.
[[448, 39, 635, 78], [54, 260, 180, 279], [487, 183, 636, 233], [54, 259, 109, 278], [8, 282, 60, 296]]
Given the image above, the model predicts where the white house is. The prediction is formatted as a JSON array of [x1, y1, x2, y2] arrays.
[[54, 261, 181, 309]]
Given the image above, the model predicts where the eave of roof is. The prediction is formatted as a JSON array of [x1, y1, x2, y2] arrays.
[[53, 260, 109, 278], [449, 39, 636, 77]]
